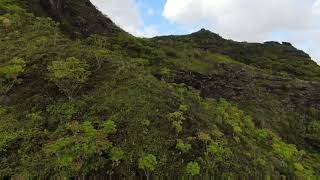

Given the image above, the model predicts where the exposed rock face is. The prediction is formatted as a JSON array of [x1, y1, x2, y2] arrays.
[[40, 0, 64, 17], [174, 69, 320, 110], [48, 0, 64, 9], [37, 0, 125, 36], [163, 63, 320, 146]]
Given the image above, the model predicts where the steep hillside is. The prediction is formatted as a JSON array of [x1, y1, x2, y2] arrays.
[[16, 0, 126, 36], [0, 0, 319, 177], [151, 29, 320, 150]]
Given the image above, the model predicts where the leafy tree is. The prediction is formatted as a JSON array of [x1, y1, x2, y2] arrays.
[[256, 129, 275, 145], [197, 132, 211, 142], [110, 147, 124, 162], [102, 119, 117, 134], [211, 130, 224, 140], [167, 104, 189, 134], [94, 49, 111, 69], [26, 111, 44, 128], [138, 154, 158, 178], [44, 120, 116, 175], [46, 101, 82, 129], [110, 147, 124, 168], [272, 138, 301, 161], [2, 18, 11, 32], [186, 161, 200, 176], [172, 120, 183, 134], [168, 111, 185, 134], [176, 139, 192, 153], [306, 121, 320, 147], [131, 58, 150, 66], [48, 57, 91, 100], [293, 162, 313, 176], [197, 131, 211, 152], [160, 67, 170, 80], [0, 57, 26, 94], [208, 142, 232, 161], [216, 99, 243, 135], [179, 104, 189, 112], [141, 119, 151, 127]]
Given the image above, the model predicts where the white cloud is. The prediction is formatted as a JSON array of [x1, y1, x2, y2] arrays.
[[314, 0, 320, 15], [163, 0, 320, 64], [90, 0, 159, 37]]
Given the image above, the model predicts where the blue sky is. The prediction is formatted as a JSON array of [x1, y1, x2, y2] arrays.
[[135, 0, 182, 35], [91, 0, 320, 64]]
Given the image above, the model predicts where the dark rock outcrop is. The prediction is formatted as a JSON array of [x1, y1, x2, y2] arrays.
[[25, 0, 126, 37], [172, 66, 320, 111], [40, 0, 65, 17]]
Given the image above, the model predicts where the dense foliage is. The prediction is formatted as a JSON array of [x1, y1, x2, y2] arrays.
[[0, 0, 319, 177]]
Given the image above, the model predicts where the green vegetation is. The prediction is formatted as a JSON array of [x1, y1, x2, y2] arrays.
[[138, 154, 158, 177], [186, 161, 201, 176], [48, 57, 91, 100], [0, 0, 319, 177], [0, 57, 26, 94], [306, 121, 320, 148], [176, 139, 192, 153]]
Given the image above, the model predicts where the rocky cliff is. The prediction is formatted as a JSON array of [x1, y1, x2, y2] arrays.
[[22, 0, 126, 36]]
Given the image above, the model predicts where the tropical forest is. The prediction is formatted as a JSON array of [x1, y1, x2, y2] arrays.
[[0, 0, 320, 177]]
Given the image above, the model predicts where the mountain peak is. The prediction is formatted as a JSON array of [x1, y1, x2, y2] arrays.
[[193, 28, 216, 35], [198, 28, 211, 33], [190, 28, 222, 40]]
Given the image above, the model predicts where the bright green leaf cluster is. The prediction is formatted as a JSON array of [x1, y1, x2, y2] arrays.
[[176, 139, 192, 153], [111, 147, 124, 162], [272, 139, 300, 161], [197, 132, 211, 142], [186, 161, 200, 176], [168, 110, 185, 134], [216, 99, 246, 135], [138, 154, 158, 172], [102, 120, 117, 134], [208, 142, 232, 160]]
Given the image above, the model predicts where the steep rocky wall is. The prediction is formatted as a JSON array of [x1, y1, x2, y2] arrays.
[[168, 64, 320, 148], [33, 0, 126, 36], [40, 0, 64, 18]]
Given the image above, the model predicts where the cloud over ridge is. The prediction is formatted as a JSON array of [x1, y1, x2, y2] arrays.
[[163, 0, 320, 63], [89, 0, 320, 63]]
